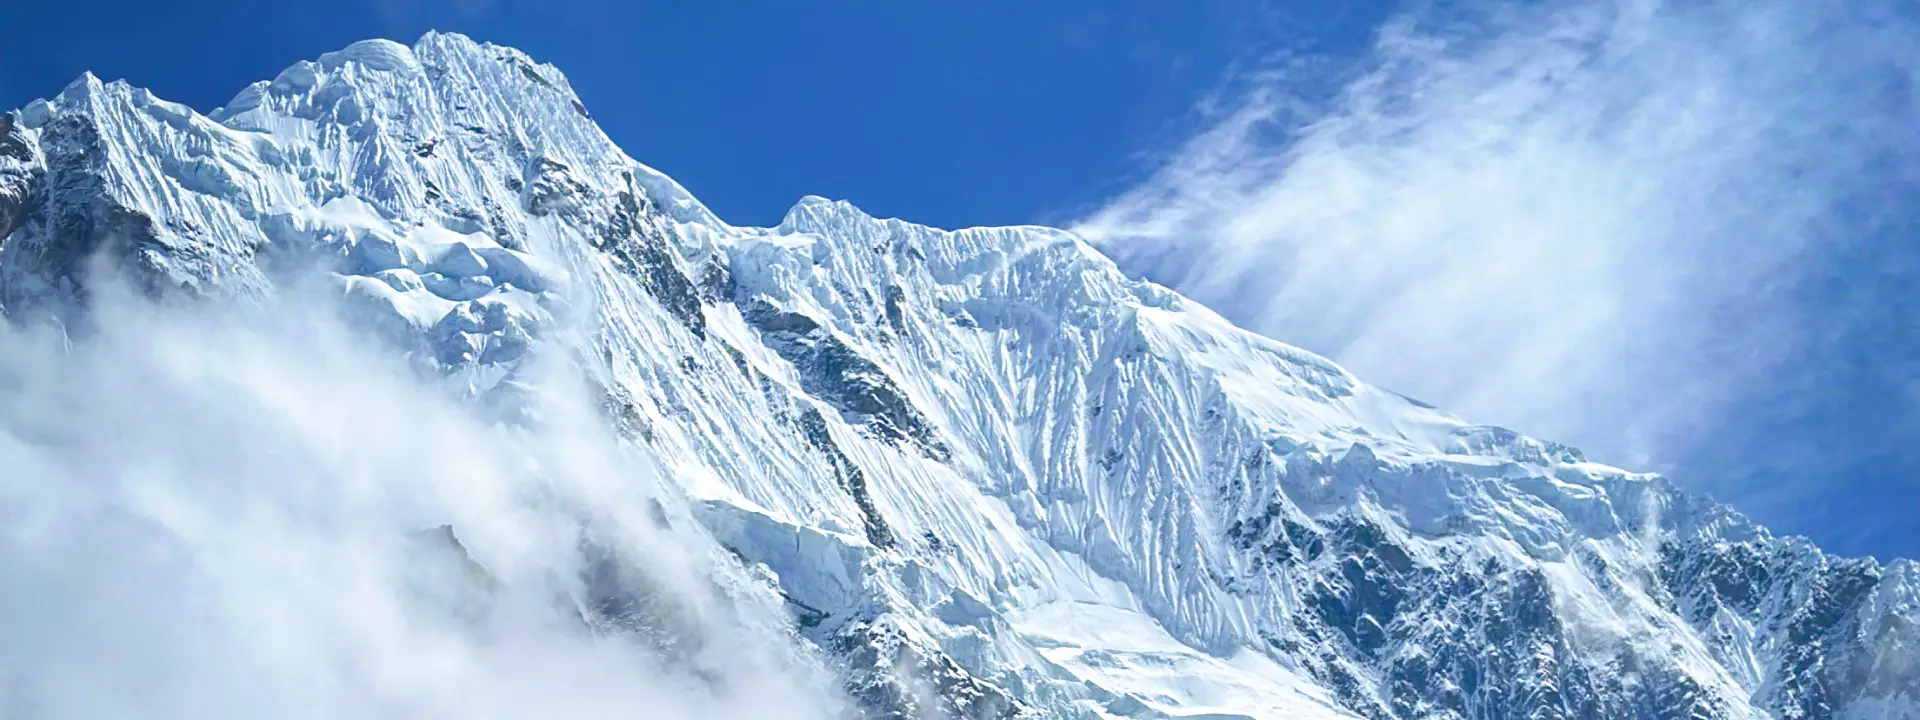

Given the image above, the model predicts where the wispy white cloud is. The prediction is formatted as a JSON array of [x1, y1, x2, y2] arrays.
[[1079, 0, 1920, 494], [0, 280, 842, 719]]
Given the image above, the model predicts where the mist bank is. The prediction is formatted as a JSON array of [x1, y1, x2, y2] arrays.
[[0, 280, 843, 719]]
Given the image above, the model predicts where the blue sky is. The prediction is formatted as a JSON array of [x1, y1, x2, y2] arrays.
[[0, 0, 1380, 229], [4, 0, 1917, 561]]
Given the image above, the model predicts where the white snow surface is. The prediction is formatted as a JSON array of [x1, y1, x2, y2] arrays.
[[1, 32, 1914, 720]]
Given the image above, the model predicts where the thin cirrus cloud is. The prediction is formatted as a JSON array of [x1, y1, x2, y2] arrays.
[[1077, 0, 1920, 556]]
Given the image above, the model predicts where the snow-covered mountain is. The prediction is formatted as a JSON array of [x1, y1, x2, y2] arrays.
[[1, 33, 1913, 719]]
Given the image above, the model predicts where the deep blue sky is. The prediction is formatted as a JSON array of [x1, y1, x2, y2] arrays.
[[3, 1, 1914, 562], [0, 0, 1380, 229]]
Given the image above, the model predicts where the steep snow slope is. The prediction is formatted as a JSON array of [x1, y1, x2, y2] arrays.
[[1, 33, 1913, 720]]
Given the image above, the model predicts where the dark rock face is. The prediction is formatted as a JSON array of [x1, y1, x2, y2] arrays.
[[882, 284, 908, 335], [831, 618, 1030, 720], [797, 404, 897, 549], [741, 298, 949, 462], [519, 158, 710, 338], [0, 112, 239, 317], [1227, 508, 1740, 720], [594, 172, 709, 337], [1219, 469, 1920, 720], [1661, 537, 1917, 720], [0, 114, 41, 246], [7, 113, 146, 304]]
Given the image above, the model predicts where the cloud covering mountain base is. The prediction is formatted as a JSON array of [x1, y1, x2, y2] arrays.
[[0, 281, 842, 719]]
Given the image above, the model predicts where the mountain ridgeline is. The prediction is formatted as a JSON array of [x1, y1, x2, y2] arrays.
[[1, 34, 1913, 720]]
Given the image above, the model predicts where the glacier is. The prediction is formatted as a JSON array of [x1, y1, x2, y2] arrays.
[[0, 32, 1914, 720]]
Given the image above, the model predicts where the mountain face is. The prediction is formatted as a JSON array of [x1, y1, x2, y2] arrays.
[[1, 33, 1914, 720]]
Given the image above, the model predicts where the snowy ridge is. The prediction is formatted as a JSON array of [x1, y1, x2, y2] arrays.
[[1, 32, 1914, 720]]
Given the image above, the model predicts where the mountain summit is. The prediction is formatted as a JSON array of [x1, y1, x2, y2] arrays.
[[2, 32, 1913, 719]]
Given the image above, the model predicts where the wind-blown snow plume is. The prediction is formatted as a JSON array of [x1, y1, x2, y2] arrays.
[[0, 277, 841, 720], [1078, 0, 1920, 540]]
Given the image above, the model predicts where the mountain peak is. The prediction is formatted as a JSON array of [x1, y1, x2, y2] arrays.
[[0, 34, 1912, 720], [317, 37, 421, 74]]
